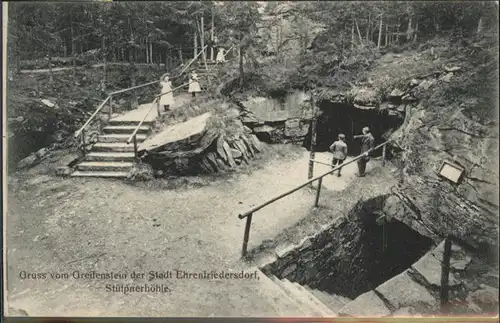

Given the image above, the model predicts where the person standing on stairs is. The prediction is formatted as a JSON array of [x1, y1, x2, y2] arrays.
[[353, 126, 375, 177], [188, 71, 201, 98], [159, 73, 175, 112], [216, 47, 226, 63], [329, 133, 348, 177]]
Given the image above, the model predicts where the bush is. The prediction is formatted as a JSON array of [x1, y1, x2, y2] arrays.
[[126, 162, 154, 181]]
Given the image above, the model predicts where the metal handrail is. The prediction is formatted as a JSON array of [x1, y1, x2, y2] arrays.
[[125, 81, 192, 145], [237, 139, 392, 258]]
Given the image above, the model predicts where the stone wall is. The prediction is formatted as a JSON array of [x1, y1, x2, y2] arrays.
[[238, 92, 313, 144], [338, 239, 493, 317], [318, 64, 499, 254], [261, 196, 434, 300]]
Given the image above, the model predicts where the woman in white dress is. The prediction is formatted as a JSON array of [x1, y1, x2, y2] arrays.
[[159, 73, 175, 111], [188, 72, 201, 98], [216, 47, 226, 63]]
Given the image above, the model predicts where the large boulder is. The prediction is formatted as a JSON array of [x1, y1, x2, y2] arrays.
[[284, 118, 310, 137], [352, 88, 380, 109]]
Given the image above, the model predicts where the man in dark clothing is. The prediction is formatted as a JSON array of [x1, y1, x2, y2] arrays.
[[354, 127, 375, 177], [329, 133, 348, 177]]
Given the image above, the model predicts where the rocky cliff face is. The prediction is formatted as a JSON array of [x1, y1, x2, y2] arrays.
[[314, 52, 498, 256], [385, 66, 499, 255]]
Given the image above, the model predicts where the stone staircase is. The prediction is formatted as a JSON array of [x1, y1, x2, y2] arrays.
[[195, 59, 223, 89], [266, 273, 352, 317], [72, 119, 153, 178]]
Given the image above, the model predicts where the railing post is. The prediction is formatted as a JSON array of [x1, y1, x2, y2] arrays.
[[241, 213, 253, 259], [81, 129, 86, 157], [156, 99, 160, 117], [382, 143, 387, 167], [134, 89, 138, 109], [314, 177, 323, 207], [133, 134, 138, 161], [108, 95, 113, 119], [440, 236, 452, 313]]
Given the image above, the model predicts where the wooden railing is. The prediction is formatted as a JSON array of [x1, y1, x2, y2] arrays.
[[125, 81, 192, 158], [178, 45, 208, 78], [203, 44, 235, 86], [73, 78, 167, 156], [73, 46, 208, 156], [237, 140, 392, 259]]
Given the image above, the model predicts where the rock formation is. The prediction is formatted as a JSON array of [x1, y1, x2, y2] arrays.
[[138, 108, 263, 176], [316, 64, 499, 255]]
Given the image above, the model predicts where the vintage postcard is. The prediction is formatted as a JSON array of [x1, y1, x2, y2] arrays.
[[3, 1, 499, 319]]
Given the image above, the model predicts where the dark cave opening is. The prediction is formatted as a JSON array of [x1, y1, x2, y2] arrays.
[[262, 197, 434, 300], [303, 101, 404, 157]]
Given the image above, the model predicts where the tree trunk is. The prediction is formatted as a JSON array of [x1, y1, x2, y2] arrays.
[[15, 52, 20, 75], [351, 23, 355, 49], [150, 40, 153, 64], [197, 18, 209, 73], [239, 46, 244, 88], [102, 36, 107, 92], [477, 17, 484, 34], [128, 16, 137, 108], [355, 18, 364, 47], [47, 53, 53, 83], [80, 29, 84, 53], [210, 8, 215, 61], [178, 45, 183, 62], [396, 17, 400, 43], [407, 16, 413, 41], [377, 14, 383, 49], [200, 16, 207, 69], [193, 31, 198, 58], [385, 22, 389, 46], [366, 13, 371, 41], [145, 37, 149, 64], [71, 24, 76, 78], [413, 20, 418, 42], [308, 93, 317, 182]]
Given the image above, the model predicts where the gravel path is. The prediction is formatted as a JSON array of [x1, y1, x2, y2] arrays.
[[5, 147, 391, 316]]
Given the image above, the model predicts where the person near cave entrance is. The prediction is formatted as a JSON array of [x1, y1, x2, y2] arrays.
[[329, 133, 348, 177], [354, 126, 375, 177]]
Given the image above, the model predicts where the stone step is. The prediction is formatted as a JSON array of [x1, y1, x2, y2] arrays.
[[71, 170, 129, 178], [76, 161, 134, 172], [293, 283, 337, 317], [310, 289, 351, 313], [85, 152, 135, 162], [102, 125, 151, 135], [254, 271, 310, 316], [108, 120, 154, 127], [269, 276, 315, 316], [92, 142, 135, 152], [283, 280, 332, 317], [98, 134, 147, 143], [276, 278, 326, 317]]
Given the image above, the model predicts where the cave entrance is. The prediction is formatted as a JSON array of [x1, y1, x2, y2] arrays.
[[303, 101, 404, 157], [261, 197, 434, 299]]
